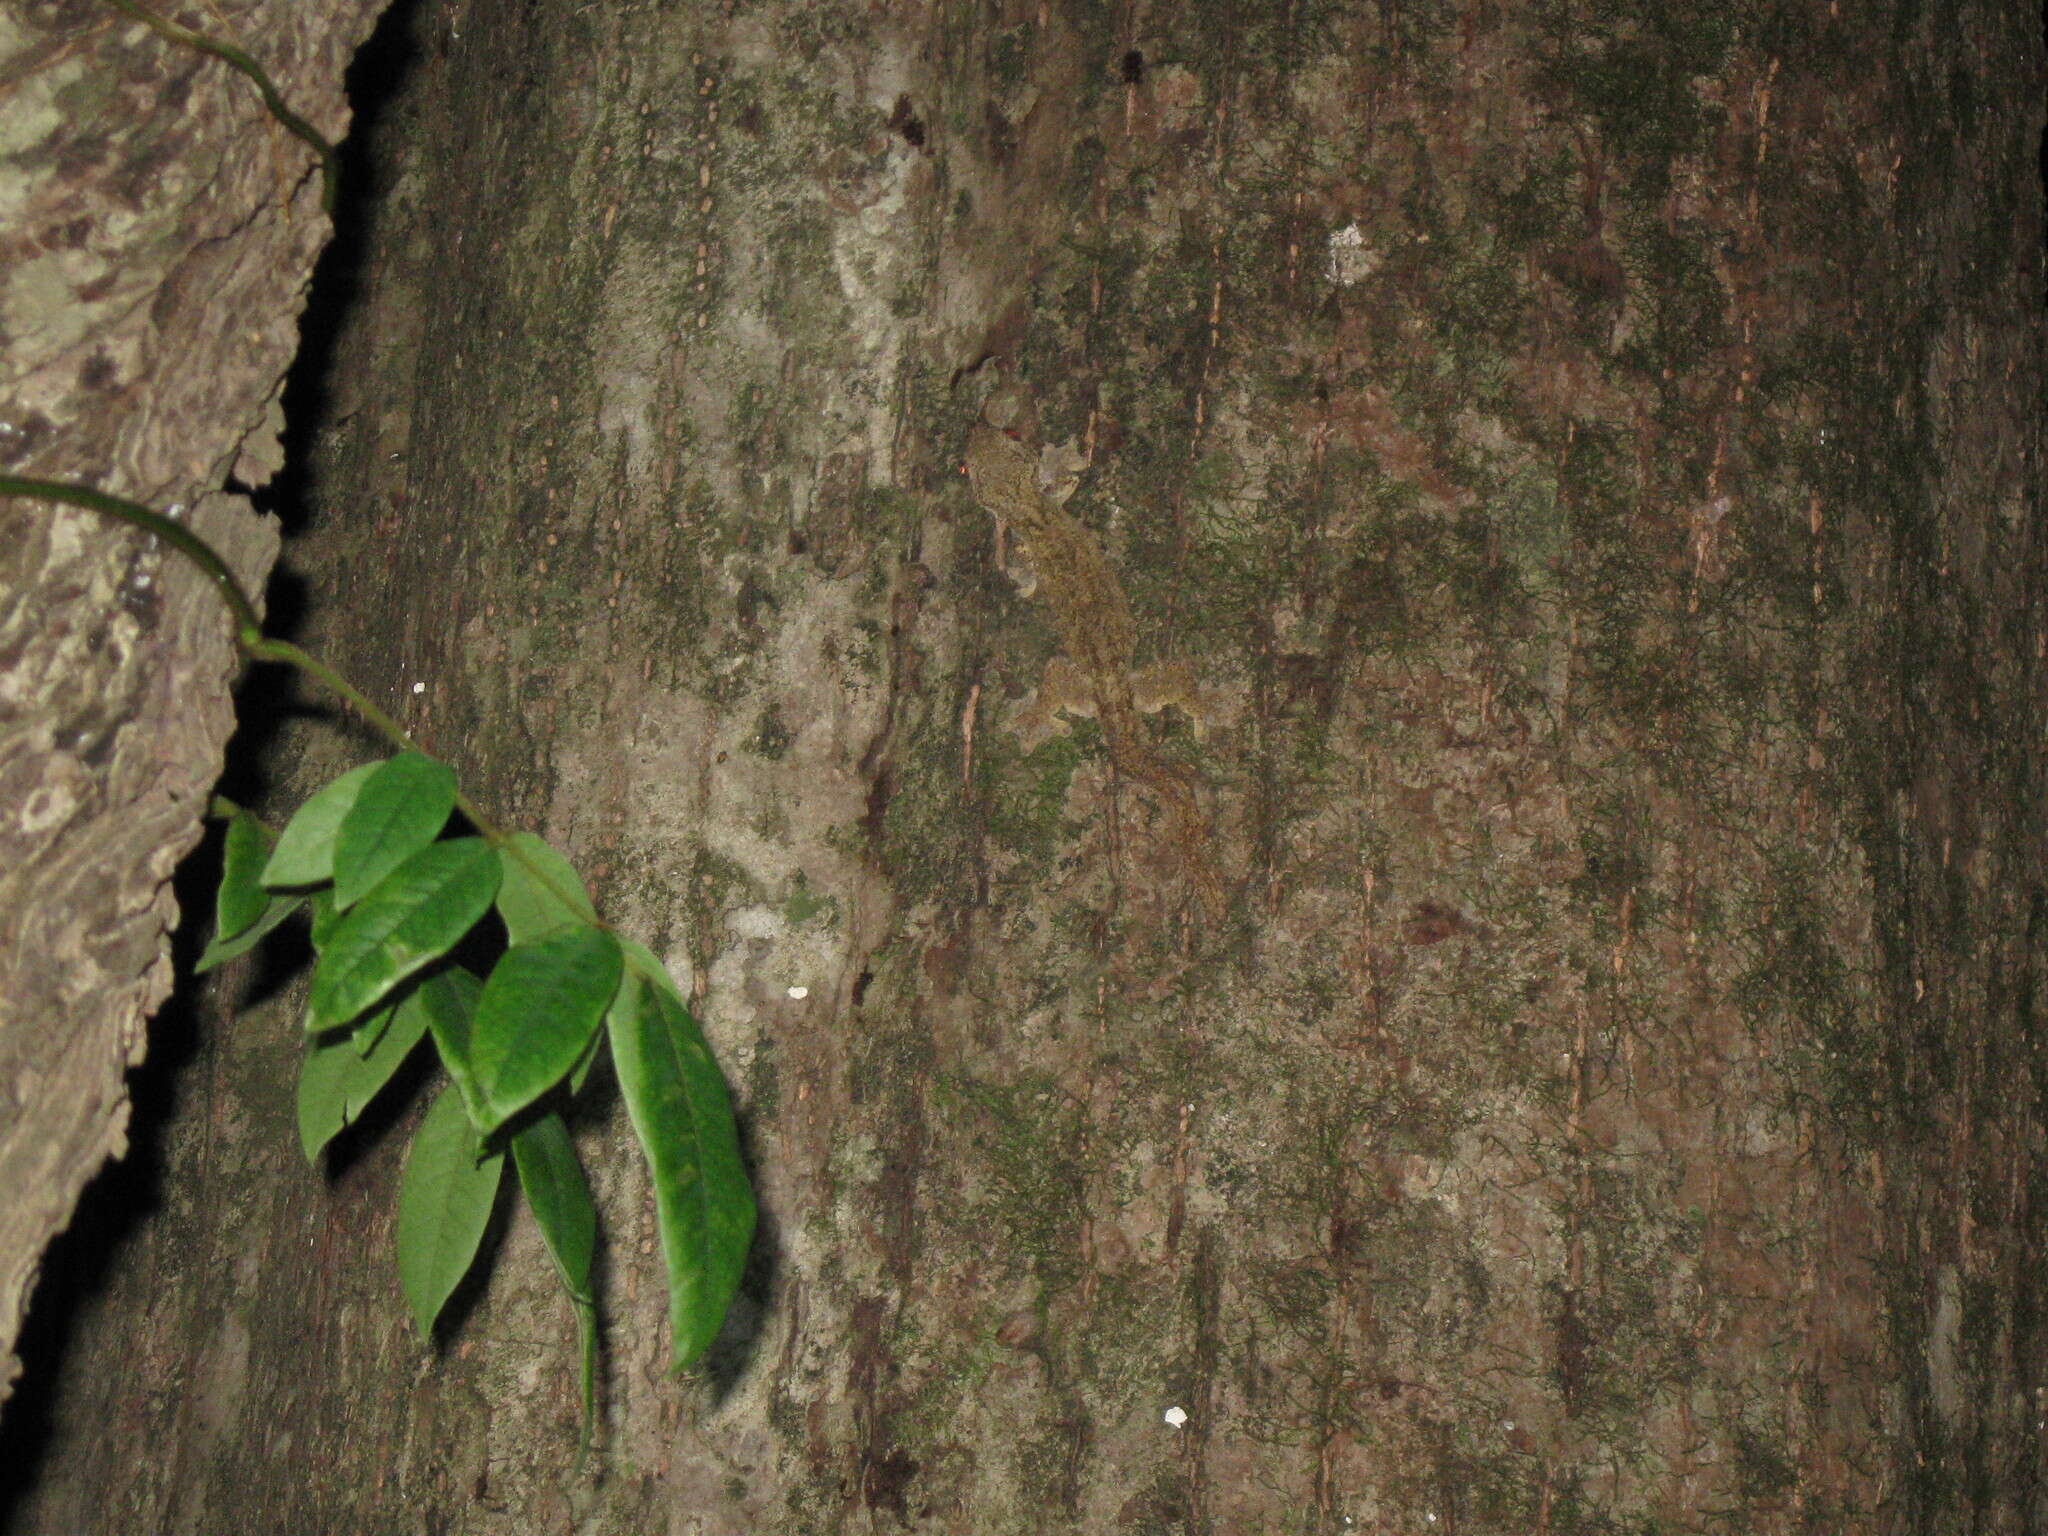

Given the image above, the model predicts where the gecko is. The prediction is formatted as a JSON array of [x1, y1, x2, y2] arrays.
[[965, 401, 1223, 916]]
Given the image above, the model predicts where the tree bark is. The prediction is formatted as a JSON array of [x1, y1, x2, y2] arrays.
[[0, 0, 380, 1406], [5, 0, 2042, 1532]]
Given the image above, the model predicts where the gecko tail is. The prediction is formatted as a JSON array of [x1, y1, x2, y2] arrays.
[[1106, 735, 1226, 919]]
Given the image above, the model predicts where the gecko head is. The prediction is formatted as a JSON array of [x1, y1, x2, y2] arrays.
[[979, 379, 1039, 442]]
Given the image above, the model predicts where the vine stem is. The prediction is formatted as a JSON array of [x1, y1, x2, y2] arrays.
[[102, 0, 339, 216], [245, 636, 501, 841], [3, 473, 503, 848], [3, 474, 613, 925], [4, 473, 266, 641]]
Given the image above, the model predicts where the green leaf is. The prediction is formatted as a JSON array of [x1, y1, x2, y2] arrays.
[[308, 837, 501, 1031], [216, 808, 275, 940], [512, 1113, 601, 1449], [261, 762, 379, 888], [396, 1082, 505, 1340], [354, 999, 394, 1056], [607, 943, 755, 1371], [199, 809, 301, 972], [496, 833, 597, 945], [195, 890, 304, 974], [567, 1021, 605, 1097], [511, 1114, 596, 1303], [308, 887, 341, 951], [296, 996, 430, 1161], [411, 967, 488, 1115], [468, 927, 624, 1133], [332, 752, 458, 910]]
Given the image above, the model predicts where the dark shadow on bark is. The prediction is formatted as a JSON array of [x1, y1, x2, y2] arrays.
[[696, 1107, 778, 1405], [251, 0, 425, 537], [0, 8, 426, 1522], [0, 821, 218, 1533], [0, 663, 365, 1533]]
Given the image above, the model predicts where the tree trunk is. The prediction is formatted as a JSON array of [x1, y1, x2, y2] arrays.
[[5, 0, 2041, 1532], [0, 0, 379, 1406]]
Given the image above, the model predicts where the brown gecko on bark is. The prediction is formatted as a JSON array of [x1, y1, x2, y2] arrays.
[[965, 397, 1223, 916]]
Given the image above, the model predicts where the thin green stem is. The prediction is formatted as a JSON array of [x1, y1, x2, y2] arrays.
[[243, 637, 504, 842], [5, 475, 607, 926], [573, 1298, 598, 1466], [2, 473, 265, 641], [103, 0, 338, 216]]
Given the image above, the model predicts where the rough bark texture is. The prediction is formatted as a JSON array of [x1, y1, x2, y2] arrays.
[[4, 0, 2041, 1532], [0, 0, 381, 1405]]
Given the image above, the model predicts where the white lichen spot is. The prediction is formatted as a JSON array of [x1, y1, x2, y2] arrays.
[[1162, 1405, 1188, 1429], [1325, 222, 1379, 286], [411, 681, 425, 694], [787, 984, 808, 1000], [725, 904, 788, 940], [17, 780, 77, 836]]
